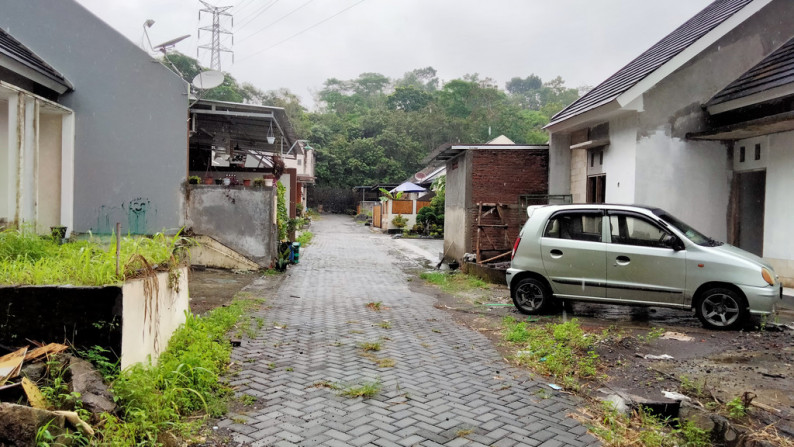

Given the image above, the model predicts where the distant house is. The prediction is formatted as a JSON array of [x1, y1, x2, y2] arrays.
[[424, 136, 551, 264], [0, 0, 188, 236], [545, 0, 794, 286]]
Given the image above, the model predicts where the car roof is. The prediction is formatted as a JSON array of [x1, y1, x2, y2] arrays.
[[529, 203, 666, 216]]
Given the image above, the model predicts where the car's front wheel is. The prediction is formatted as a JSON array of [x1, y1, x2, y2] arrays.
[[512, 277, 554, 314], [695, 287, 747, 330]]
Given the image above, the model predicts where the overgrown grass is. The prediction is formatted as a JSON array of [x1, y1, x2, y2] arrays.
[[503, 316, 601, 387], [419, 271, 488, 294], [0, 227, 188, 286], [98, 297, 263, 445]]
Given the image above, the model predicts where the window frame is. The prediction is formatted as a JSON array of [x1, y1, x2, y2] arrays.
[[543, 209, 605, 242], [606, 210, 673, 248]]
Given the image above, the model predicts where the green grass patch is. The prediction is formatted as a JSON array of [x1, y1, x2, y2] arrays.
[[97, 296, 262, 445], [503, 316, 601, 384], [419, 271, 488, 294], [0, 227, 188, 286], [337, 380, 381, 399], [359, 341, 382, 352]]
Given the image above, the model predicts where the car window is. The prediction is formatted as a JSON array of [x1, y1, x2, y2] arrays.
[[609, 214, 669, 247], [544, 212, 602, 242]]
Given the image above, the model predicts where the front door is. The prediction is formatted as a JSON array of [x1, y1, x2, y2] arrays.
[[605, 211, 686, 305], [540, 210, 607, 300], [735, 170, 765, 257]]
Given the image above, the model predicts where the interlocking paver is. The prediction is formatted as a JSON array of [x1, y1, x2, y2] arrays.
[[217, 215, 597, 446]]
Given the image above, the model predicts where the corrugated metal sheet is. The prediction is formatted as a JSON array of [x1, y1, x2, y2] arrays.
[[708, 37, 794, 106], [0, 28, 71, 90], [550, 0, 754, 125]]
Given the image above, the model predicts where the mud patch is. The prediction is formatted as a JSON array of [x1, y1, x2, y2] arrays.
[[188, 268, 258, 315]]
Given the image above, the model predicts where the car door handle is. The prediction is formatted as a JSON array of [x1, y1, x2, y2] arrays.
[[550, 249, 563, 258], [615, 255, 630, 266]]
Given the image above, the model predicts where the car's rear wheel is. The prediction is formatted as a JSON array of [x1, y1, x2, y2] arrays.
[[512, 277, 554, 314], [695, 287, 747, 330]]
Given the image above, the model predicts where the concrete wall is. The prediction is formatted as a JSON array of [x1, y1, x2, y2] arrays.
[[185, 185, 277, 266], [444, 152, 471, 261], [0, 0, 189, 235], [548, 132, 571, 196], [602, 114, 638, 204], [0, 101, 7, 225], [763, 131, 794, 285], [120, 267, 189, 369]]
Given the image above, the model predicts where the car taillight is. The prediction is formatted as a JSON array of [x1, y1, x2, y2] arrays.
[[511, 237, 521, 260]]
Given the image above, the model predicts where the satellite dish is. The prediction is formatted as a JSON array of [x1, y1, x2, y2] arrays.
[[415, 172, 427, 181], [192, 70, 224, 90], [153, 34, 190, 53]]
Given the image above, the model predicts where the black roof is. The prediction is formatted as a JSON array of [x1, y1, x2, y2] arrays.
[[708, 36, 794, 108], [549, 0, 754, 126], [0, 28, 72, 92]]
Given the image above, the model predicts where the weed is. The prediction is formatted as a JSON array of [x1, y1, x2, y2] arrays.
[[420, 343, 431, 349], [239, 394, 257, 406], [456, 428, 474, 438], [378, 320, 392, 329], [285, 367, 294, 372], [267, 363, 275, 369], [677, 420, 711, 447], [311, 380, 340, 390], [535, 388, 552, 399], [679, 375, 707, 398], [245, 358, 256, 364], [232, 417, 247, 425], [431, 329, 441, 333], [637, 327, 665, 342], [338, 380, 381, 399], [726, 396, 747, 419], [374, 358, 396, 368], [504, 317, 601, 385], [359, 341, 382, 352], [78, 345, 120, 382], [349, 330, 364, 334], [331, 341, 343, 347], [419, 271, 488, 294], [365, 301, 383, 311]]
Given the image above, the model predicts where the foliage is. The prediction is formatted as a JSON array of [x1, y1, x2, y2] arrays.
[[0, 228, 187, 286], [419, 271, 488, 294], [78, 346, 120, 382], [296, 231, 313, 246], [391, 214, 408, 228], [100, 298, 262, 444], [502, 317, 600, 382], [276, 181, 288, 241], [188, 176, 201, 184], [726, 397, 747, 419]]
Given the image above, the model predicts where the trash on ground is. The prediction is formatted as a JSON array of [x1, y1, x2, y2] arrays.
[[548, 383, 562, 390], [660, 331, 694, 341], [662, 390, 691, 401], [0, 347, 28, 385], [21, 378, 47, 409], [644, 354, 674, 360]]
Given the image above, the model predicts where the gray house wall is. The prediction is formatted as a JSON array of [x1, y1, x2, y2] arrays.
[[443, 152, 472, 262], [0, 0, 188, 234]]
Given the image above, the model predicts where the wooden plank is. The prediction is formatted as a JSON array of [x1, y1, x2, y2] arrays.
[[0, 347, 27, 386], [480, 251, 512, 264], [24, 343, 68, 362], [475, 203, 483, 263]]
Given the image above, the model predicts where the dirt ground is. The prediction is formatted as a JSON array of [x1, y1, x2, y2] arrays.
[[187, 267, 261, 315], [406, 267, 794, 441]]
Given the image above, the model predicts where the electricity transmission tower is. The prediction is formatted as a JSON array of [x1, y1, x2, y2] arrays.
[[197, 1, 233, 71]]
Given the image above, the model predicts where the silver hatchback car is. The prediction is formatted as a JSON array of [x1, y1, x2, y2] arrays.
[[506, 204, 783, 329]]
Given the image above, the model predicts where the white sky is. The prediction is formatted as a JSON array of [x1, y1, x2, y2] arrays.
[[75, 0, 712, 109]]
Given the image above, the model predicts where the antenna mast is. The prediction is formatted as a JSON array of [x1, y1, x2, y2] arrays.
[[197, 1, 233, 71]]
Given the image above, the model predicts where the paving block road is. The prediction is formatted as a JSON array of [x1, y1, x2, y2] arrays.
[[219, 215, 598, 446]]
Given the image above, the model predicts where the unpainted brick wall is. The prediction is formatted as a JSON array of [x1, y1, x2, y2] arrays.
[[468, 150, 548, 257]]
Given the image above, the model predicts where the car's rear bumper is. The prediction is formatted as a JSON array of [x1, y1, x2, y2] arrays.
[[740, 283, 783, 315]]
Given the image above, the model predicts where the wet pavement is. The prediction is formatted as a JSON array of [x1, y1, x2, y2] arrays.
[[217, 215, 597, 447]]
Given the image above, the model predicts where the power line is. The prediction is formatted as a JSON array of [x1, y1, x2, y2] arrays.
[[236, 0, 315, 44], [236, 0, 367, 64], [232, 0, 280, 34]]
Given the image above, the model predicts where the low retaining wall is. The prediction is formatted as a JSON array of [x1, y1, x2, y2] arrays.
[[0, 267, 189, 369]]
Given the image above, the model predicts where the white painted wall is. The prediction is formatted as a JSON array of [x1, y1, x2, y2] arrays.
[[37, 113, 62, 233], [763, 131, 794, 283], [602, 114, 638, 204], [120, 267, 189, 369], [0, 98, 8, 223], [634, 129, 730, 240]]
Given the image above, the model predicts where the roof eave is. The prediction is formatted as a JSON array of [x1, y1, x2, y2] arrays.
[[0, 56, 72, 94], [544, 100, 622, 133]]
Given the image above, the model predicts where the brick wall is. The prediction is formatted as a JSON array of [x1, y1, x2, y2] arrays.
[[468, 150, 548, 259]]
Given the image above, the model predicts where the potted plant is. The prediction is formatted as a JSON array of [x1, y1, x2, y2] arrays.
[[204, 176, 214, 185], [252, 178, 265, 188], [214, 178, 224, 185], [188, 175, 201, 185], [392, 214, 408, 229], [243, 178, 251, 187]]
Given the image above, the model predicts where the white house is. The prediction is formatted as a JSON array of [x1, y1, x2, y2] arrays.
[[545, 0, 794, 286]]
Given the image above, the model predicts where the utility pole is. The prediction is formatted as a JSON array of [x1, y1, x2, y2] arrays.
[[197, 1, 233, 71]]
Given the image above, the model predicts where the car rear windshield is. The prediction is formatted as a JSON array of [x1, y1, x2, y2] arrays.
[[653, 211, 721, 246]]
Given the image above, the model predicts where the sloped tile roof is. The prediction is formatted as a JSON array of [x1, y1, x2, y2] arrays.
[[549, 0, 754, 126], [0, 27, 72, 91], [708, 36, 794, 107]]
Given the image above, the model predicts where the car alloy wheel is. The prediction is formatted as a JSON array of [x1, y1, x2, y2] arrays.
[[697, 288, 746, 330], [512, 278, 550, 314]]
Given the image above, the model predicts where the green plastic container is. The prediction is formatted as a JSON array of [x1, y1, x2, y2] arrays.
[[291, 242, 301, 264]]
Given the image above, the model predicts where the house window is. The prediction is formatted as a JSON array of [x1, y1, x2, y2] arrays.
[[587, 175, 606, 204], [739, 146, 745, 162], [754, 144, 761, 160], [298, 159, 302, 166]]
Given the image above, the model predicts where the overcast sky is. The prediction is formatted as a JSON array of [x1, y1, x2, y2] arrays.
[[74, 0, 712, 108]]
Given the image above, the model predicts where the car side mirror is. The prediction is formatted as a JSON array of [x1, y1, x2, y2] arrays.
[[663, 234, 685, 251]]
